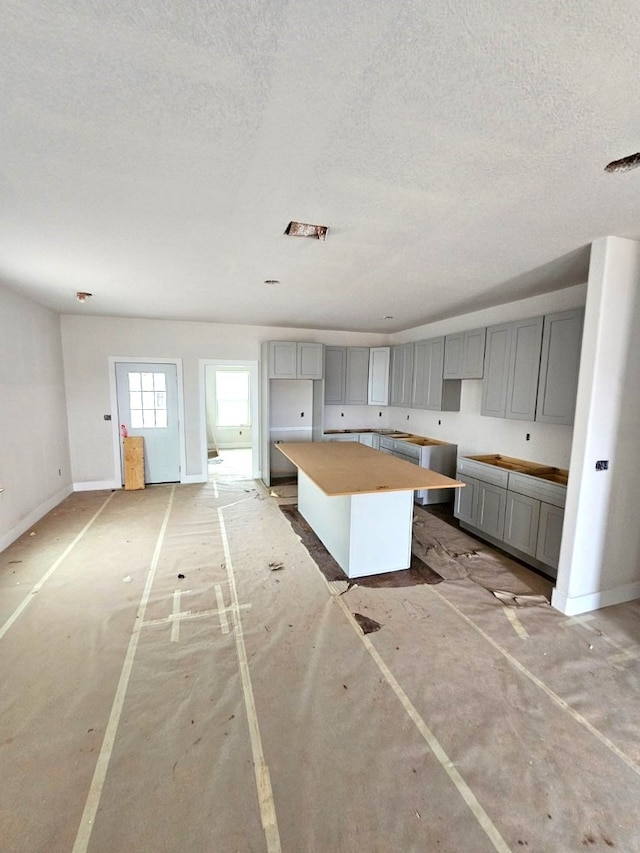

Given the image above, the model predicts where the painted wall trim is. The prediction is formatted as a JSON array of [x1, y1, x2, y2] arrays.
[[551, 580, 640, 616], [0, 484, 73, 553]]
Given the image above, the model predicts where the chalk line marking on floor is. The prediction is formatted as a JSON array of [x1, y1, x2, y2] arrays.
[[504, 606, 529, 639], [72, 485, 176, 853], [0, 491, 116, 642], [427, 584, 640, 777], [331, 592, 511, 853], [170, 590, 182, 642], [218, 506, 282, 853], [215, 583, 230, 634]]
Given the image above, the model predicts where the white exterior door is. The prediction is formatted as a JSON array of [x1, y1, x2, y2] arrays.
[[115, 362, 180, 484]]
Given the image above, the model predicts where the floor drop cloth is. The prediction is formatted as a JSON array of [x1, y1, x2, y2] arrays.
[[0, 475, 639, 852]]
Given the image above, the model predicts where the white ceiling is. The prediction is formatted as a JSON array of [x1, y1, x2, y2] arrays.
[[2, 1, 640, 333]]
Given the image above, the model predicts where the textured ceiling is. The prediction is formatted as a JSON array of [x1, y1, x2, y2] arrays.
[[2, 1, 640, 332]]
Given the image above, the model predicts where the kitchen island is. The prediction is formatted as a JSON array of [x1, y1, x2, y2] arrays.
[[276, 441, 463, 578]]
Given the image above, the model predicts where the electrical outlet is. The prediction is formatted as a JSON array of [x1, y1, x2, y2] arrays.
[[406, 414, 410, 420], [595, 460, 609, 471], [438, 419, 441, 425], [526, 433, 530, 441]]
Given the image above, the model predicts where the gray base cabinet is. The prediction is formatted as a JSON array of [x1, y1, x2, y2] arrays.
[[379, 435, 457, 504], [504, 492, 540, 557], [454, 456, 566, 577]]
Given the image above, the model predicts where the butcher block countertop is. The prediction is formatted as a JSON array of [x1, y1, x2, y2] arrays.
[[276, 441, 464, 497]]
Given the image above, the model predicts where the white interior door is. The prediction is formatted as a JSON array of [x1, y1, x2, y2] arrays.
[[115, 362, 180, 484]]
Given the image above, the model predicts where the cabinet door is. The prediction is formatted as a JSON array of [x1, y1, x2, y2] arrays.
[[536, 308, 584, 425], [324, 347, 346, 404], [390, 343, 414, 406], [454, 475, 478, 525], [536, 502, 564, 571], [425, 337, 445, 410], [443, 333, 464, 379], [506, 316, 543, 420], [268, 341, 298, 378], [368, 347, 390, 405], [463, 328, 486, 379], [345, 347, 370, 404], [411, 340, 430, 408], [503, 492, 540, 557], [297, 343, 324, 379], [476, 482, 507, 539], [481, 324, 511, 417]]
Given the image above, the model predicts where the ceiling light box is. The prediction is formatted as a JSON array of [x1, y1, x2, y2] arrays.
[[284, 221, 328, 240]]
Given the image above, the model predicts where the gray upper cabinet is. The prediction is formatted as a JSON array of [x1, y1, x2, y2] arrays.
[[481, 324, 512, 417], [389, 343, 414, 407], [481, 317, 543, 420], [367, 346, 390, 406], [324, 346, 346, 403], [412, 337, 461, 411], [506, 316, 543, 420], [444, 328, 486, 379], [536, 308, 584, 426], [268, 341, 324, 380], [324, 346, 370, 404], [345, 347, 370, 404]]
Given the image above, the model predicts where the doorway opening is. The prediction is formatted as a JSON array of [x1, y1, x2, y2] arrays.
[[201, 361, 259, 481]]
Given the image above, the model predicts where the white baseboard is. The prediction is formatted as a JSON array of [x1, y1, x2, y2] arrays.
[[552, 580, 640, 615], [0, 484, 74, 553], [73, 480, 120, 492]]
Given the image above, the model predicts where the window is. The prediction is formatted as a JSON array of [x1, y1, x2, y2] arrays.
[[128, 372, 167, 428], [216, 370, 250, 427]]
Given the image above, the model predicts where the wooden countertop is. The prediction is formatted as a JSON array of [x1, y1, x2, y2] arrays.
[[276, 441, 464, 497]]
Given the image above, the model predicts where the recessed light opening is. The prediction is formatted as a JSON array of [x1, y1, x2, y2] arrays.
[[604, 152, 640, 173]]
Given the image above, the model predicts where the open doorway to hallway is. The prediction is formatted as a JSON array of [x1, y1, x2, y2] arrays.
[[202, 361, 260, 480]]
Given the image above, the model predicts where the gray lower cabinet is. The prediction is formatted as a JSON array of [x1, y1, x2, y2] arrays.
[[536, 308, 584, 426], [454, 474, 479, 524], [475, 481, 507, 539], [536, 502, 564, 569], [412, 337, 461, 411], [444, 328, 486, 379], [454, 455, 566, 577], [503, 492, 540, 557], [390, 343, 414, 407]]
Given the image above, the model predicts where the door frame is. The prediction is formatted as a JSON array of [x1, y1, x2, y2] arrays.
[[108, 356, 187, 486], [199, 359, 260, 480]]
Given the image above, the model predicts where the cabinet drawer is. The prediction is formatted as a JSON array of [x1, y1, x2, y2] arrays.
[[393, 440, 420, 461], [457, 457, 509, 488], [508, 472, 566, 508], [379, 436, 395, 452]]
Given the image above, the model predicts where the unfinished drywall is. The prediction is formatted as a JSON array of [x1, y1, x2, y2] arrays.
[[388, 284, 587, 468], [0, 283, 72, 550], [60, 316, 386, 488], [553, 237, 640, 614]]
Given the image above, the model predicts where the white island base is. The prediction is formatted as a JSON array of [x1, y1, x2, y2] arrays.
[[297, 470, 414, 578]]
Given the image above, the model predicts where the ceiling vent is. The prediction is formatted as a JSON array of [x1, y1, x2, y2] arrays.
[[284, 221, 328, 240]]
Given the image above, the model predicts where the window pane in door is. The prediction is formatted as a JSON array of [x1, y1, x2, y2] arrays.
[[130, 410, 143, 428], [141, 373, 154, 391]]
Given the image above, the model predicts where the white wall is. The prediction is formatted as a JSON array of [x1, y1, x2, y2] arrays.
[[387, 283, 587, 467], [0, 284, 72, 551], [60, 315, 386, 486], [553, 238, 640, 614]]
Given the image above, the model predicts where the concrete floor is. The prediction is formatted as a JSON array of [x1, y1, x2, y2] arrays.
[[1, 467, 639, 852]]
